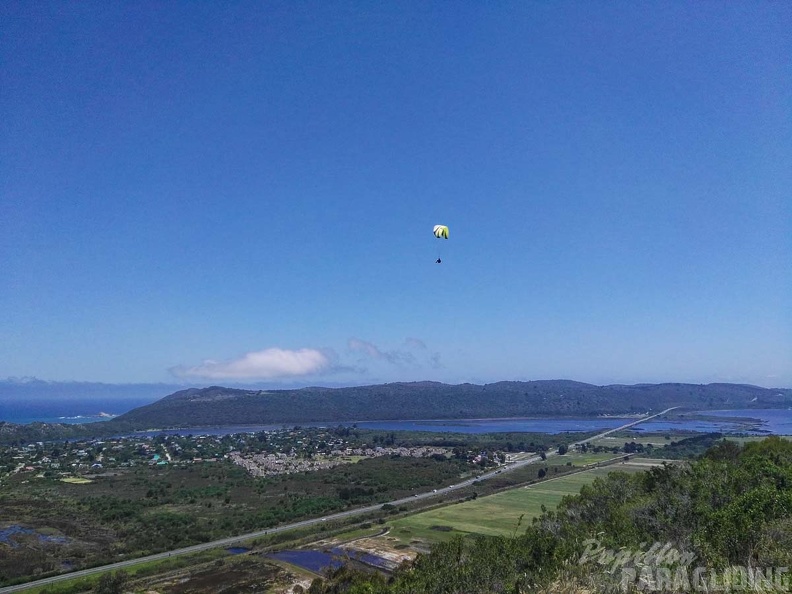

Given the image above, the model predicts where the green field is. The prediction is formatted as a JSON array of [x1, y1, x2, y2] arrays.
[[59, 476, 93, 484], [723, 435, 792, 445], [589, 434, 673, 447], [386, 460, 662, 546], [563, 451, 623, 465]]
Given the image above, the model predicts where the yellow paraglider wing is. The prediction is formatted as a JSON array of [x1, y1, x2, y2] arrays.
[[433, 225, 449, 239]]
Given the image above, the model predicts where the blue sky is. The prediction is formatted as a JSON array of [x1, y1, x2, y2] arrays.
[[2, 1, 790, 388]]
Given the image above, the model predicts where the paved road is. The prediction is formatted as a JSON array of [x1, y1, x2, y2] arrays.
[[0, 407, 677, 593]]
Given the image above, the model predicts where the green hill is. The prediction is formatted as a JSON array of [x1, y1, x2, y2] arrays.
[[310, 436, 792, 593], [110, 380, 792, 429]]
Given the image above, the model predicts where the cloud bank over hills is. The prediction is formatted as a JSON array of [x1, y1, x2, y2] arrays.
[[166, 338, 445, 383], [169, 347, 333, 380]]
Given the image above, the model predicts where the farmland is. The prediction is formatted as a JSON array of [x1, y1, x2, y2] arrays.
[[383, 458, 668, 547]]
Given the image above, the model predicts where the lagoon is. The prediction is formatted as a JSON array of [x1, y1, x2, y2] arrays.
[[4, 395, 788, 437], [127, 409, 790, 438]]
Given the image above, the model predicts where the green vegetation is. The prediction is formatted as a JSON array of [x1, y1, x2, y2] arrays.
[[387, 461, 658, 546], [19, 552, 301, 594], [0, 454, 469, 585], [107, 381, 792, 430], [725, 435, 792, 446], [307, 437, 792, 593], [564, 451, 620, 465], [590, 432, 679, 448], [0, 425, 584, 588], [641, 432, 729, 459], [5, 417, 791, 592]]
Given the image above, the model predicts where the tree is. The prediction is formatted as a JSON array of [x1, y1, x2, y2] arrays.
[[703, 439, 740, 463], [557, 444, 568, 455]]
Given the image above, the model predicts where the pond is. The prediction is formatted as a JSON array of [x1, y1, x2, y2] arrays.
[[0, 525, 70, 548], [226, 546, 250, 555], [328, 546, 395, 570], [267, 549, 343, 573], [267, 547, 394, 573]]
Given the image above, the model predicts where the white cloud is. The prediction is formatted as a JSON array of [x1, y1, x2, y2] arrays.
[[171, 348, 331, 380]]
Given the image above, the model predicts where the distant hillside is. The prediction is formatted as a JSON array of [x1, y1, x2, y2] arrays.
[[0, 378, 180, 401], [110, 381, 792, 429]]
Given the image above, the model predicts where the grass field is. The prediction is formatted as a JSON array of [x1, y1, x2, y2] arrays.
[[59, 476, 93, 484], [385, 459, 663, 547], [589, 434, 673, 447], [563, 451, 623, 465], [724, 435, 792, 445]]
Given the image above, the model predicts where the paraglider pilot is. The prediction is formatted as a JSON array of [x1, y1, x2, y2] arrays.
[[433, 225, 448, 264]]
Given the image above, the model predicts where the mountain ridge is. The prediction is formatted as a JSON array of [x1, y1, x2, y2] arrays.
[[112, 380, 792, 429]]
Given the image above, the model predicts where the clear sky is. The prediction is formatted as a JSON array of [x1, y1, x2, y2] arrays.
[[2, 2, 790, 388]]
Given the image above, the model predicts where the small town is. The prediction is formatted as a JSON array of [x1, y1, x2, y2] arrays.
[[0, 427, 491, 482], [229, 444, 451, 477]]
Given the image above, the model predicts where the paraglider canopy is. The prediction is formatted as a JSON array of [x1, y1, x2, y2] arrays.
[[433, 225, 448, 263]]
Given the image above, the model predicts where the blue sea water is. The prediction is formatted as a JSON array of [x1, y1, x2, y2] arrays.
[[0, 397, 159, 424]]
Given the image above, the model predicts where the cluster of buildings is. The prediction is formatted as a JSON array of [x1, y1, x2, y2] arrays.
[[228, 445, 450, 477], [1, 437, 161, 478], [0, 429, 456, 481]]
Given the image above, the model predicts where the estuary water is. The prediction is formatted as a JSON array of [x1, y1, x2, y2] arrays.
[[2, 396, 789, 436], [120, 409, 791, 438]]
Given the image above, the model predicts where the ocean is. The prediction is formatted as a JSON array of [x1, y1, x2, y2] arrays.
[[1, 397, 159, 425]]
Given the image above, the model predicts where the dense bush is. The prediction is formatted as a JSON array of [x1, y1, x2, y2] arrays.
[[311, 437, 792, 593]]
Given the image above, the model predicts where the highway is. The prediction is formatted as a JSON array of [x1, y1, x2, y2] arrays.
[[0, 407, 678, 593]]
